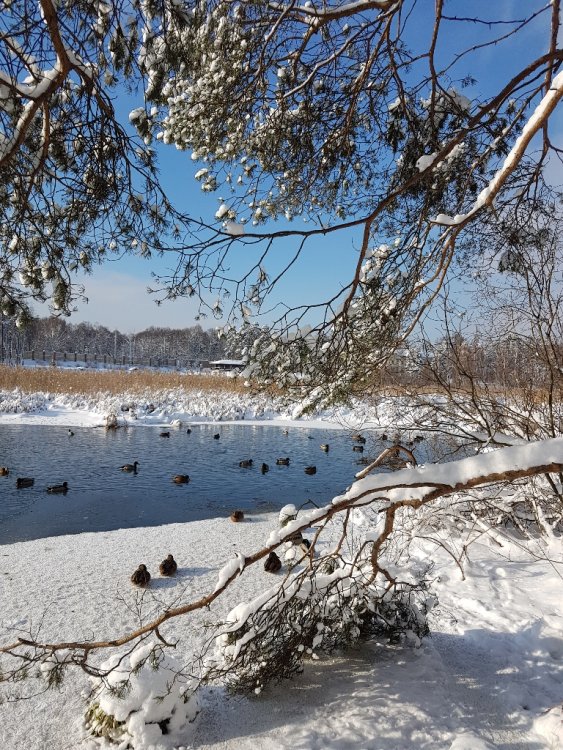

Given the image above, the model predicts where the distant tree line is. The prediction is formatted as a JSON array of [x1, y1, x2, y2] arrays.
[[0, 317, 228, 363]]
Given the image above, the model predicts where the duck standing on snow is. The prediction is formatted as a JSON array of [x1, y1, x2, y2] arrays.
[[47, 482, 69, 494], [16, 477, 34, 488], [120, 461, 139, 472], [131, 564, 151, 587], [264, 551, 282, 573], [159, 554, 178, 576]]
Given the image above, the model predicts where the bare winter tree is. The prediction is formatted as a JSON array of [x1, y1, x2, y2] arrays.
[[1, 1, 563, 397]]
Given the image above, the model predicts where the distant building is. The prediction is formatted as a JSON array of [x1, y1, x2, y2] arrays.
[[209, 359, 245, 371]]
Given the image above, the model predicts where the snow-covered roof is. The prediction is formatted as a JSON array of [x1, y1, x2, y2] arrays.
[[209, 359, 245, 366]]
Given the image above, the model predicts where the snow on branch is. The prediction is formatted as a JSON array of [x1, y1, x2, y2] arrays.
[[433, 70, 563, 227]]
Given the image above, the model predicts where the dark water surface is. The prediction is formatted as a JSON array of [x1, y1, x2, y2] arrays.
[[0, 424, 433, 544]]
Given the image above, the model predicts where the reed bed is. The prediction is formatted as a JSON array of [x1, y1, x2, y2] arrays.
[[0, 366, 247, 396]]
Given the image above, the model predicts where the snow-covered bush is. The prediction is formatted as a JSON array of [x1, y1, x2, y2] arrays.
[[209, 508, 433, 694], [84, 642, 199, 749]]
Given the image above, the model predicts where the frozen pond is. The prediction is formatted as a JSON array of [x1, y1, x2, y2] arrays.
[[0, 424, 433, 544]]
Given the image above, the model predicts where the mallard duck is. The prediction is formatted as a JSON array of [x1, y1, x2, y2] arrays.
[[320, 444, 329, 452], [286, 529, 304, 545], [213, 433, 220, 440], [261, 463, 269, 474], [230, 510, 245, 522], [120, 461, 139, 472], [47, 482, 68, 494], [159, 554, 178, 576], [173, 474, 190, 484], [276, 457, 290, 466], [0, 467, 8, 476], [264, 551, 282, 573], [131, 564, 150, 587], [239, 459, 253, 468], [352, 445, 364, 452], [16, 477, 34, 488], [304, 466, 317, 475], [159, 431, 170, 438], [68, 429, 74, 437]]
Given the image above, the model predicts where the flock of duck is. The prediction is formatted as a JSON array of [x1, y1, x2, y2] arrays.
[[1, 426, 424, 585]]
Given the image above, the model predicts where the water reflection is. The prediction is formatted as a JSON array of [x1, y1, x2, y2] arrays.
[[0, 424, 434, 544]]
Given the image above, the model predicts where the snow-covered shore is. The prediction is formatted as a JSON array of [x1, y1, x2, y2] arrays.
[[0, 511, 561, 750], [0, 384, 404, 430], [0, 387, 561, 749]]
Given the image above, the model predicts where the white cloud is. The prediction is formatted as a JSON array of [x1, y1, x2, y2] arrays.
[[33, 269, 208, 333]]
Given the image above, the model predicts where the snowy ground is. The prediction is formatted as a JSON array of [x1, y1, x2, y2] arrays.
[[0, 387, 561, 749]]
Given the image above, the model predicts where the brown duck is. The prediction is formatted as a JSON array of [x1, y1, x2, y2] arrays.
[[304, 466, 317, 475], [264, 551, 282, 573], [159, 554, 178, 576], [131, 564, 151, 587], [230, 510, 245, 522], [173, 474, 190, 484], [0, 467, 9, 476]]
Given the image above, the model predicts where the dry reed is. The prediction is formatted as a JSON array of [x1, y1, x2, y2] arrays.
[[0, 365, 247, 396]]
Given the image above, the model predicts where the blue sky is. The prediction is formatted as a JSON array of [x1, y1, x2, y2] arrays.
[[39, 1, 562, 333]]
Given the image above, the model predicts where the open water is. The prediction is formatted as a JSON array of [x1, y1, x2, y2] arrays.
[[0, 424, 434, 543]]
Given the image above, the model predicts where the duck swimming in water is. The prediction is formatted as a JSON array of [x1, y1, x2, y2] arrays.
[[16, 477, 34, 488], [120, 461, 139, 472], [47, 482, 68, 494]]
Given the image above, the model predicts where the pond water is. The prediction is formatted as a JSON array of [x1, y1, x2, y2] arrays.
[[0, 424, 435, 544]]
